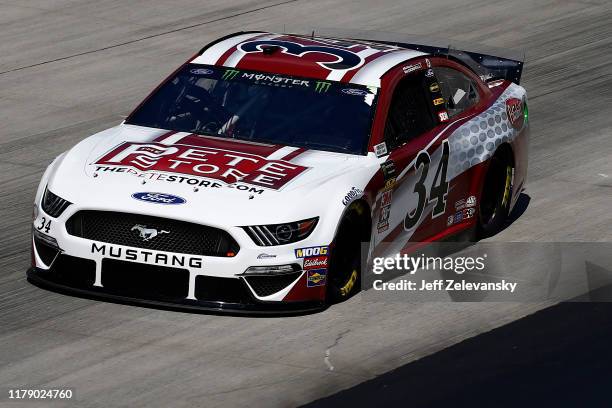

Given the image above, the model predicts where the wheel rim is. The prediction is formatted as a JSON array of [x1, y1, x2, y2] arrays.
[[340, 270, 358, 297], [480, 158, 512, 229], [330, 241, 360, 296], [329, 218, 362, 299]]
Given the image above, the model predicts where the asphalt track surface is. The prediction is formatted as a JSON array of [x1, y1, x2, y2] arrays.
[[0, 1, 611, 407], [304, 301, 612, 407]]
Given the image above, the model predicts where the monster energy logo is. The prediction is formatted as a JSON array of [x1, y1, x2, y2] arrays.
[[315, 81, 331, 93], [222, 69, 240, 80]]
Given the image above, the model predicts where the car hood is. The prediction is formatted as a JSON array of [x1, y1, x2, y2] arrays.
[[46, 124, 379, 226]]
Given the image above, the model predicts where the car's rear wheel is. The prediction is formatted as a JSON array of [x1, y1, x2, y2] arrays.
[[478, 149, 514, 238], [326, 206, 368, 303]]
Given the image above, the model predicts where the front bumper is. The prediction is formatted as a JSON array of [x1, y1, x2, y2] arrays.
[[27, 254, 325, 315], [31, 199, 331, 313]]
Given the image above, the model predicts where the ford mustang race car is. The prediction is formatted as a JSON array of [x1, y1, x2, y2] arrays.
[[28, 30, 529, 313]]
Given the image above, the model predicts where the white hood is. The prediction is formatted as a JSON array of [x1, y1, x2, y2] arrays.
[[46, 124, 380, 227]]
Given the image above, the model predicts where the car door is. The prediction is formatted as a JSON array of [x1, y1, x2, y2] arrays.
[[373, 62, 448, 252], [373, 59, 488, 254]]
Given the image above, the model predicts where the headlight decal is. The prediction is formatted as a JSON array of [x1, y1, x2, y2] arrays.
[[243, 217, 318, 246]]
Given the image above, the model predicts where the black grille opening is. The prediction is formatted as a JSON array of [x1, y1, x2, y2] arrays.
[[34, 237, 60, 266], [244, 272, 302, 297], [101, 259, 189, 300], [66, 211, 239, 257], [42, 187, 72, 218], [43, 254, 96, 288], [194, 276, 253, 303]]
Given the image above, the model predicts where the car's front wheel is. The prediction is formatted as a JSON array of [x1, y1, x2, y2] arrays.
[[326, 206, 369, 303]]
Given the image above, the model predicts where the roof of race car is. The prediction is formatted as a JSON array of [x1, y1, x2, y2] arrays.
[[191, 32, 427, 88]]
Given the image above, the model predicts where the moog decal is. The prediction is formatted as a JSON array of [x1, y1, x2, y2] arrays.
[[295, 246, 328, 258]]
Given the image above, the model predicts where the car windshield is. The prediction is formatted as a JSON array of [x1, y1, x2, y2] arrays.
[[126, 64, 378, 155]]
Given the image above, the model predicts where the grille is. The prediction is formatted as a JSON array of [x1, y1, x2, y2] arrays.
[[66, 211, 239, 257], [42, 187, 72, 218], [244, 272, 302, 297]]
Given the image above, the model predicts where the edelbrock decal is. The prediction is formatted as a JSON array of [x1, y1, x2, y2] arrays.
[[131, 192, 186, 205], [303, 255, 328, 270]]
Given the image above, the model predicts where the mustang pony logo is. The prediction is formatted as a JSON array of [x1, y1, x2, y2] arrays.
[[131, 224, 170, 241], [96, 141, 308, 190]]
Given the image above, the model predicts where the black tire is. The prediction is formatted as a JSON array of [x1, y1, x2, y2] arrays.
[[326, 209, 366, 303], [477, 151, 514, 238]]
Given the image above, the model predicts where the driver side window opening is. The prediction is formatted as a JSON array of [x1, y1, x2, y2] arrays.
[[384, 73, 436, 150], [433, 66, 480, 117]]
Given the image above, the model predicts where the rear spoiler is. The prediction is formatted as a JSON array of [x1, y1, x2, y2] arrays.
[[282, 28, 526, 84]]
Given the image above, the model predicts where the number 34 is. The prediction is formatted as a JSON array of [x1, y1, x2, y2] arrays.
[[37, 217, 51, 233], [404, 140, 450, 230]]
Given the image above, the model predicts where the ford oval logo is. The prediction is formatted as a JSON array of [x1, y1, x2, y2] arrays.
[[189, 68, 213, 75], [131, 192, 186, 205], [341, 88, 368, 96]]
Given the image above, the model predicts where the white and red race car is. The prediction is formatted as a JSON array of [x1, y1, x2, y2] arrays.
[[28, 31, 529, 313]]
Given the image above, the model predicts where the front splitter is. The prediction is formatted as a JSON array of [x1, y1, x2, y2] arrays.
[[27, 268, 326, 316]]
